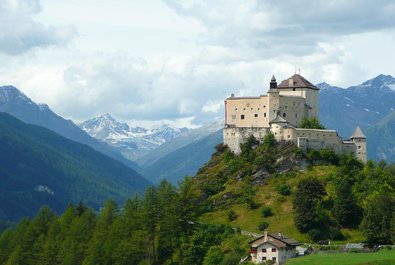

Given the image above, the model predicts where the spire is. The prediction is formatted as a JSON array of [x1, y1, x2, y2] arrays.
[[350, 126, 366, 139], [270, 75, 277, 89]]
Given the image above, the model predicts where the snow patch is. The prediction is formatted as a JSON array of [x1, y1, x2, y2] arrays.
[[364, 108, 370, 112], [34, 185, 54, 195]]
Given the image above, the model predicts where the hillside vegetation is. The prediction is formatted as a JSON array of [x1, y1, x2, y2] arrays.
[[1, 132, 395, 265], [192, 134, 395, 244], [0, 113, 150, 221]]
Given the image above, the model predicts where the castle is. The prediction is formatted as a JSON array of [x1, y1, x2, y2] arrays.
[[223, 74, 367, 163]]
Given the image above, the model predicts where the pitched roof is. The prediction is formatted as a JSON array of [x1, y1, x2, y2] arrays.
[[350, 126, 366, 139], [250, 232, 301, 248], [277, 74, 319, 90], [269, 115, 288, 124]]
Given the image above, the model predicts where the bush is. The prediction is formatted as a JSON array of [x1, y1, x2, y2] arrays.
[[261, 206, 273, 217], [258, 221, 269, 231], [276, 184, 291, 196], [227, 210, 237, 221]]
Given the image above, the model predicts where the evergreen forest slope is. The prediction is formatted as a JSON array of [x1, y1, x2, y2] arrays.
[[0, 112, 150, 221]]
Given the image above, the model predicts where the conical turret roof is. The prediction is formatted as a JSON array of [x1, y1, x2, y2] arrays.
[[350, 126, 366, 139]]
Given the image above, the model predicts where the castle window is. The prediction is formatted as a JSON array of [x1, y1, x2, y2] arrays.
[[262, 249, 267, 253], [235, 108, 238, 111], [287, 135, 290, 138], [285, 106, 287, 109], [263, 105, 266, 108], [254, 114, 258, 118], [358, 152, 361, 154], [293, 88, 296, 91], [273, 110, 276, 113], [264, 113, 266, 117], [258, 108, 260, 110], [241, 115, 245, 120], [358, 145, 361, 149], [283, 113, 286, 118], [275, 132, 277, 135], [295, 114, 298, 118], [243, 108, 246, 111], [272, 248, 277, 253]]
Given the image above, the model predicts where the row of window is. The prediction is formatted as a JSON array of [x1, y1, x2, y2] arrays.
[[233, 102, 302, 112], [262, 248, 276, 253]]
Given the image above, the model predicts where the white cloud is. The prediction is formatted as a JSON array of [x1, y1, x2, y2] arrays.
[[0, 0, 77, 56]]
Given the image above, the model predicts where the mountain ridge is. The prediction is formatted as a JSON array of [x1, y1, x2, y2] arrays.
[[0, 86, 140, 170]]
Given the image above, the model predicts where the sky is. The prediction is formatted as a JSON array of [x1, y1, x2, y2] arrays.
[[1, 0, 395, 128]]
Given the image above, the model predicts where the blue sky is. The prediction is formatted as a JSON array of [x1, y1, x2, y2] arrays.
[[1, 0, 395, 128]]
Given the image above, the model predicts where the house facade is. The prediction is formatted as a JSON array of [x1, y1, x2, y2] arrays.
[[250, 232, 300, 264], [223, 74, 367, 162]]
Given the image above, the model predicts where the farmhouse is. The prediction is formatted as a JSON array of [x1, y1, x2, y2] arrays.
[[223, 74, 367, 162], [249, 231, 301, 264]]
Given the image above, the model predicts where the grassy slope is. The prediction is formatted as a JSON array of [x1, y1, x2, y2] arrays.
[[285, 249, 395, 265], [194, 148, 364, 244]]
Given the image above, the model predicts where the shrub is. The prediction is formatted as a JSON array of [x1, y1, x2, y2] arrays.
[[276, 184, 291, 196], [258, 221, 269, 231], [261, 206, 273, 217], [227, 210, 237, 221]]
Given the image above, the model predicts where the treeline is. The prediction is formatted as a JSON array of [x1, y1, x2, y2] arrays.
[[0, 178, 249, 265], [293, 149, 395, 244]]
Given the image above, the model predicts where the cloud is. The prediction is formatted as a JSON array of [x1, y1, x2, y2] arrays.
[[0, 0, 77, 55], [164, 0, 395, 57]]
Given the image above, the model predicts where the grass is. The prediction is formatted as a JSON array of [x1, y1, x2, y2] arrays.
[[285, 249, 395, 265]]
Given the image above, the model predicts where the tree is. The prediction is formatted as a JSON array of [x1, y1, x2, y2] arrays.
[[332, 179, 362, 227], [360, 193, 395, 245], [299, 117, 325, 129], [83, 200, 117, 265], [293, 177, 326, 233]]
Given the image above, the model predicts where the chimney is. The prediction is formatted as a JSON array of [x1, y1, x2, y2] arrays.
[[264, 230, 268, 241], [288, 78, 293, 86]]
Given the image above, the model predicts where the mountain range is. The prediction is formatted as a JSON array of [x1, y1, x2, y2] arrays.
[[2, 74, 395, 187], [79, 113, 189, 161], [0, 86, 139, 171], [0, 112, 150, 221]]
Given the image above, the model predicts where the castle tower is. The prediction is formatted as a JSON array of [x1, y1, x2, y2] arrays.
[[276, 74, 319, 119], [350, 126, 367, 163]]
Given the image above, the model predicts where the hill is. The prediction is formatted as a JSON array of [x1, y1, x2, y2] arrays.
[[190, 134, 395, 244], [0, 86, 139, 170], [0, 112, 150, 221], [141, 129, 223, 183]]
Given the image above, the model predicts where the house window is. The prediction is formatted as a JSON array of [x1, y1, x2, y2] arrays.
[[293, 88, 296, 91], [262, 257, 266, 261], [272, 248, 277, 252], [283, 113, 286, 118], [272, 257, 277, 262], [254, 114, 258, 117], [241, 115, 245, 120], [287, 135, 290, 139], [262, 249, 267, 253]]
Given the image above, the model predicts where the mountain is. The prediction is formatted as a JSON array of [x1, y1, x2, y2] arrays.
[[0, 112, 150, 221], [141, 129, 223, 183], [137, 121, 223, 167], [366, 111, 395, 161], [79, 113, 189, 161], [0, 86, 139, 170], [318, 74, 395, 138]]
